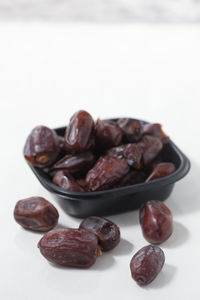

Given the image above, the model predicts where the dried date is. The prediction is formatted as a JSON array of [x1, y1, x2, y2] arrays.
[[14, 197, 59, 231], [130, 245, 165, 285], [117, 170, 146, 187], [53, 170, 84, 192], [52, 151, 96, 178], [86, 156, 129, 191], [123, 144, 142, 169], [107, 145, 126, 160], [139, 200, 173, 244], [79, 216, 120, 251], [23, 126, 60, 168], [138, 135, 163, 165], [64, 110, 94, 153], [107, 143, 142, 169], [146, 162, 175, 182], [95, 119, 122, 148], [117, 118, 142, 142], [38, 228, 102, 268], [142, 123, 169, 144]]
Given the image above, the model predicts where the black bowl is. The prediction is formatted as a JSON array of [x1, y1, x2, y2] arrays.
[[26, 122, 190, 218]]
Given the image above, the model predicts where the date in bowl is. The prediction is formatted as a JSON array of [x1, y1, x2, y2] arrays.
[[26, 122, 190, 218]]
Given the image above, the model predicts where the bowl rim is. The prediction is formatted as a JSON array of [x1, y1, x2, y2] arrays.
[[26, 123, 191, 200]]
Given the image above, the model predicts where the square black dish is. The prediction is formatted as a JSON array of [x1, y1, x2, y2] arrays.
[[26, 122, 190, 218]]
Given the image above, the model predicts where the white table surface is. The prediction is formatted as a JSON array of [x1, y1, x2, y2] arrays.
[[0, 22, 200, 300]]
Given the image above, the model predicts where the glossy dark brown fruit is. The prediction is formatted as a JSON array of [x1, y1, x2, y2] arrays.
[[107, 144, 126, 160], [64, 110, 94, 153], [95, 119, 122, 148], [148, 155, 163, 170], [118, 170, 146, 187], [139, 200, 173, 244], [79, 216, 120, 251], [52, 151, 96, 178], [24, 126, 60, 168], [146, 162, 176, 182], [123, 144, 142, 169], [117, 118, 142, 142], [139, 135, 163, 165], [53, 170, 84, 192], [38, 228, 102, 268], [14, 197, 59, 231], [107, 143, 142, 169], [130, 245, 165, 285], [142, 123, 170, 144], [86, 156, 129, 191]]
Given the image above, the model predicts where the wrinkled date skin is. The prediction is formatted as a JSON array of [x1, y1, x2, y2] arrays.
[[130, 245, 165, 285], [64, 110, 94, 153], [38, 228, 102, 268], [139, 200, 173, 244], [107, 143, 142, 169], [79, 216, 120, 251], [53, 170, 84, 192], [24, 126, 60, 168], [86, 156, 129, 191], [142, 123, 170, 144], [107, 144, 126, 160], [117, 118, 142, 142], [95, 119, 122, 148], [14, 197, 59, 231], [146, 162, 176, 182], [52, 151, 96, 178], [123, 144, 142, 169], [138, 135, 163, 166]]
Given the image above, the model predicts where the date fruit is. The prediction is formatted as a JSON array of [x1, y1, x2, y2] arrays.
[[14, 197, 59, 231], [118, 171, 146, 187], [123, 144, 142, 169], [53, 170, 84, 192], [142, 123, 169, 144], [146, 162, 176, 182], [86, 156, 129, 191], [79, 216, 120, 251], [117, 118, 142, 142], [107, 144, 125, 160], [139, 135, 163, 165], [95, 119, 122, 148], [24, 126, 60, 168], [107, 143, 142, 169], [139, 200, 173, 244], [52, 151, 95, 178], [38, 228, 102, 268], [64, 110, 94, 153], [130, 245, 165, 285]]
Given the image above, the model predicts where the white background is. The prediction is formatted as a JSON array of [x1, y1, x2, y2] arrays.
[[0, 22, 200, 300], [0, 0, 200, 22]]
